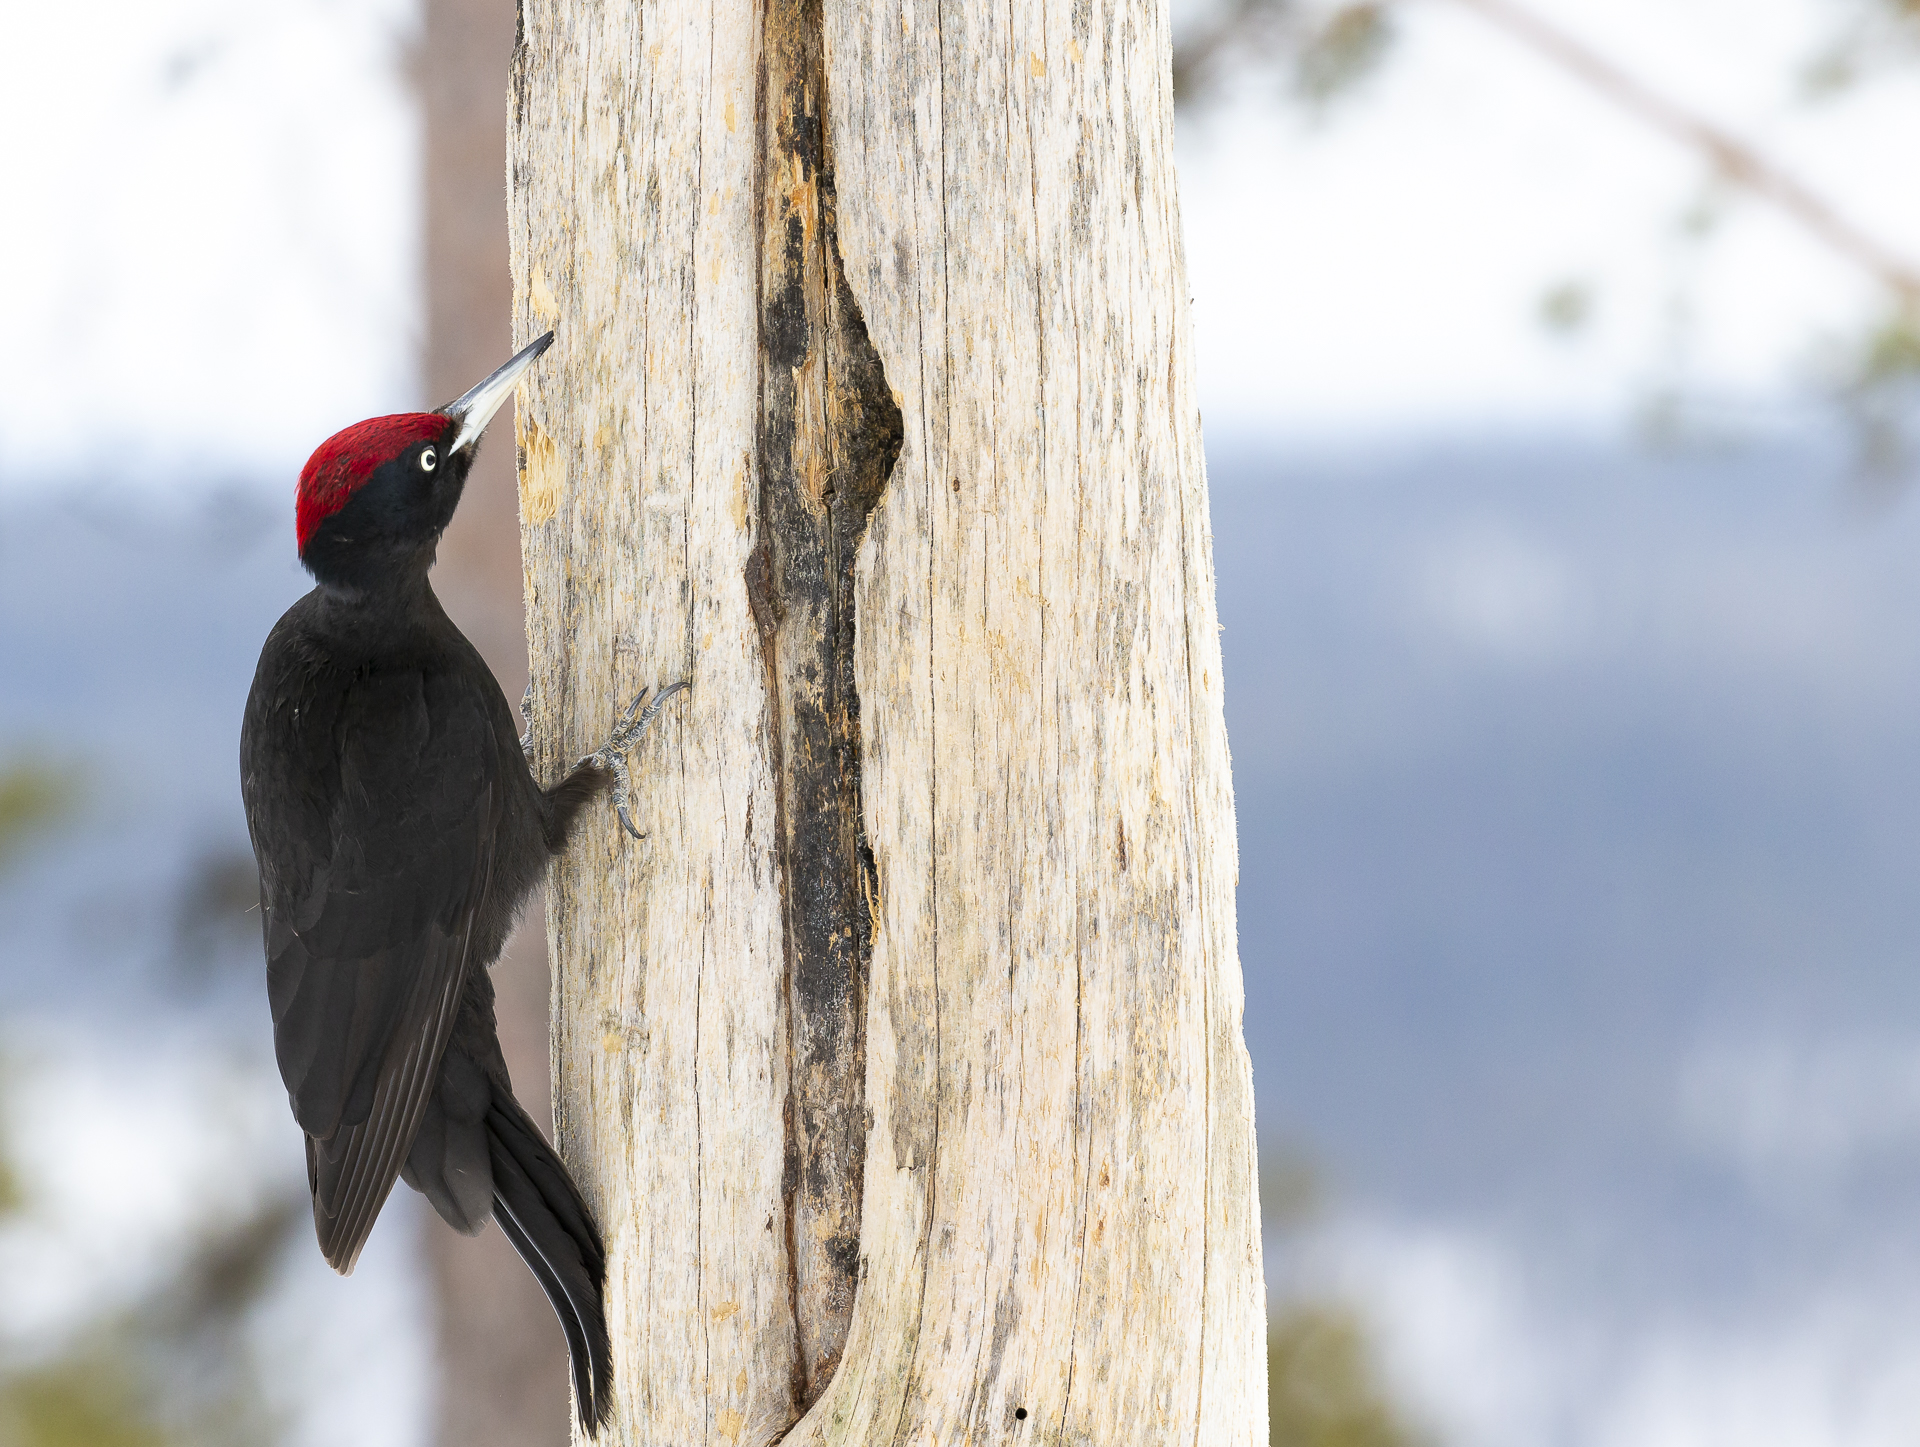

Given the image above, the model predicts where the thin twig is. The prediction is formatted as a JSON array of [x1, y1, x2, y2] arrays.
[[1440, 0, 1920, 303], [1173, 0, 1920, 302]]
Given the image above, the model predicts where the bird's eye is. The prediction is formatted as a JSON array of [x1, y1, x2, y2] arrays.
[[419, 447, 438, 473]]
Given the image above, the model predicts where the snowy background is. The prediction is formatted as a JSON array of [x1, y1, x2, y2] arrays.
[[4, 0, 1920, 1443]]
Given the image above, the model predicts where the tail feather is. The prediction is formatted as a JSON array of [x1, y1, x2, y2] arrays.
[[487, 1088, 613, 1435]]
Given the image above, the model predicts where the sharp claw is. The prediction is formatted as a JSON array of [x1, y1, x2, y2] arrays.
[[622, 680, 689, 747], [606, 750, 638, 836], [589, 677, 690, 840], [519, 682, 535, 757]]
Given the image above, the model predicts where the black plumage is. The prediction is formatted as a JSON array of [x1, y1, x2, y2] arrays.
[[240, 335, 615, 1433]]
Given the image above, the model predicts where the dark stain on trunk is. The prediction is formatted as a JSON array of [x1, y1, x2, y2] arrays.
[[746, 0, 903, 1417]]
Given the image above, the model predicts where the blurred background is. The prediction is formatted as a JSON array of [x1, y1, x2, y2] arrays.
[[2, 1, 1917, 1443]]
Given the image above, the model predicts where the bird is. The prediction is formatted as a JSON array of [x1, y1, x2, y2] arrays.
[[239, 331, 680, 1435]]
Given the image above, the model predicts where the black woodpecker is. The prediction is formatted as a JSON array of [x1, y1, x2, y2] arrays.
[[240, 333, 679, 1435]]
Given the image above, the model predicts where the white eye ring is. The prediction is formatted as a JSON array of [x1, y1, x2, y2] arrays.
[[420, 447, 438, 473]]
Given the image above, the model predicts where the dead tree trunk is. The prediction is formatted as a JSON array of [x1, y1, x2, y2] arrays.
[[508, 0, 1265, 1440]]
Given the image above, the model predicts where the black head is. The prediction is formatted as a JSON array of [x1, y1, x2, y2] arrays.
[[295, 331, 554, 590]]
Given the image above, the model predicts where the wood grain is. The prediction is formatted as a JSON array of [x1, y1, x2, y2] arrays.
[[510, 0, 1265, 1440], [743, 0, 907, 1409]]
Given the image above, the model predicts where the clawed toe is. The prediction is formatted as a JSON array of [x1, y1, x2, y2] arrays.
[[579, 680, 690, 839], [608, 681, 689, 753]]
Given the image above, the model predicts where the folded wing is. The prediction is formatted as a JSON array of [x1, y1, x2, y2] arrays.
[[247, 660, 502, 1274]]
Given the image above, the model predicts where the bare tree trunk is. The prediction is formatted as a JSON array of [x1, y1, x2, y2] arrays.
[[509, 0, 1265, 1440], [420, 2, 573, 1442]]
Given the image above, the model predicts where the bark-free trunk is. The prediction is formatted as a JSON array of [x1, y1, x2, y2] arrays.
[[509, 0, 1265, 1440]]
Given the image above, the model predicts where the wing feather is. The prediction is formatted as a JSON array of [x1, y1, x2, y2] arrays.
[[243, 633, 507, 1274], [312, 857, 490, 1273]]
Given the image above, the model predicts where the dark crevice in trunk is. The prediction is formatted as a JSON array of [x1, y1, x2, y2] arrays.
[[746, 0, 904, 1421]]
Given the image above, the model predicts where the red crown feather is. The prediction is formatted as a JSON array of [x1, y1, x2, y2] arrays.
[[296, 413, 447, 551]]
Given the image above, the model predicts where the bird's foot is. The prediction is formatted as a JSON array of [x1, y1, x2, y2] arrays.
[[519, 683, 535, 759], [580, 681, 690, 838]]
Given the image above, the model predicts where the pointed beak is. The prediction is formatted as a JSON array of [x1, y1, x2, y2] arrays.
[[440, 331, 555, 456]]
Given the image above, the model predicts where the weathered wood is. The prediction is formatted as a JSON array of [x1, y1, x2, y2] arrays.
[[509, 0, 1264, 1440], [746, 0, 903, 1406]]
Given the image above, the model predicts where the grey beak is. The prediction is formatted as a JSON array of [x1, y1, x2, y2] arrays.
[[440, 331, 555, 456]]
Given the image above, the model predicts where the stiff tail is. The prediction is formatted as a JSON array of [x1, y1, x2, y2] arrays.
[[487, 1087, 613, 1435]]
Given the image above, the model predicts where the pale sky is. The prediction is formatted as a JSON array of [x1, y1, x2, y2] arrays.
[[0, 0, 1913, 485], [1180, 0, 1920, 439]]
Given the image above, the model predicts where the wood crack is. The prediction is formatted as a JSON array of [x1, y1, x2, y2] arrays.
[[747, 0, 905, 1420]]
